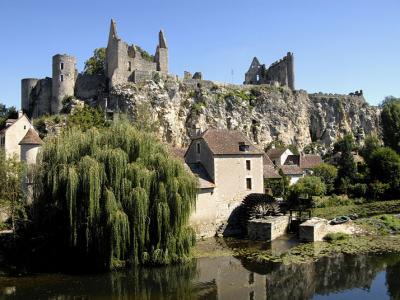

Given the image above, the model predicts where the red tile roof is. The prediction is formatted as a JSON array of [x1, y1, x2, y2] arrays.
[[263, 164, 281, 179], [266, 148, 287, 160], [19, 128, 43, 145], [197, 129, 263, 155], [299, 155, 323, 169], [280, 165, 303, 175]]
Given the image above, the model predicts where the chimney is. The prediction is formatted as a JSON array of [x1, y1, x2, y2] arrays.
[[18, 111, 23, 118]]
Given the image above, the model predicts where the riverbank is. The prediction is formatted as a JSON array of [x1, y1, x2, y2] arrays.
[[193, 214, 400, 266]]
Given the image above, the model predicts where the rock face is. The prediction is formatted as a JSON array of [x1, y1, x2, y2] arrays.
[[107, 78, 380, 151]]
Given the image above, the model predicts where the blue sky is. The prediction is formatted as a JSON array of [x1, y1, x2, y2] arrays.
[[0, 0, 399, 108]]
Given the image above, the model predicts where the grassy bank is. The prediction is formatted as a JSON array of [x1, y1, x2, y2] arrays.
[[313, 199, 400, 220]]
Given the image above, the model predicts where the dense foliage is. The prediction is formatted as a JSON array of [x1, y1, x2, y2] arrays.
[[312, 163, 337, 194], [333, 135, 357, 193], [0, 103, 18, 129], [288, 176, 326, 203], [67, 106, 108, 131], [368, 147, 400, 198], [0, 150, 26, 232], [32, 121, 197, 270], [83, 48, 106, 75], [381, 97, 400, 153]]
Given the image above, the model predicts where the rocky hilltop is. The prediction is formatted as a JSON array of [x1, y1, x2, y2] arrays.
[[107, 78, 380, 151]]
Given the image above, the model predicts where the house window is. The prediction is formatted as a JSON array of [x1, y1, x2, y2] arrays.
[[246, 160, 251, 170], [24, 125, 26, 130], [246, 178, 252, 190], [128, 61, 132, 71], [196, 142, 201, 154], [60, 62, 64, 70], [60, 75, 64, 82]]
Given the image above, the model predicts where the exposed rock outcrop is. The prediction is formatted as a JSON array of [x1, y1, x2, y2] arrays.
[[108, 78, 380, 151]]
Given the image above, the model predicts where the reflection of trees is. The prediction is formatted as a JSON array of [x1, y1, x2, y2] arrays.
[[387, 260, 400, 300], [108, 260, 217, 300], [235, 252, 400, 300], [0, 260, 215, 300]]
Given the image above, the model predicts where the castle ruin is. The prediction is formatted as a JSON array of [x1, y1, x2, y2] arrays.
[[244, 52, 295, 90], [21, 19, 169, 117]]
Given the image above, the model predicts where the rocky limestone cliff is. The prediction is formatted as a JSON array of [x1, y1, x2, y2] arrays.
[[106, 78, 380, 151]]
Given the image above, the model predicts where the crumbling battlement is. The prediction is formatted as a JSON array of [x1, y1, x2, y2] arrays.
[[21, 19, 169, 117], [244, 52, 295, 90]]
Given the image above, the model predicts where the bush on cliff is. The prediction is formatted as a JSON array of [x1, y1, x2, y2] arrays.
[[32, 120, 197, 270]]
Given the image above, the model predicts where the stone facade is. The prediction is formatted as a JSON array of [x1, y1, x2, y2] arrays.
[[22, 19, 169, 117], [0, 113, 33, 159], [184, 129, 265, 238], [247, 216, 289, 241], [244, 53, 295, 89], [299, 217, 329, 242]]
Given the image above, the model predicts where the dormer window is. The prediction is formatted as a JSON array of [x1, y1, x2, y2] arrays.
[[239, 142, 249, 152], [60, 62, 64, 70]]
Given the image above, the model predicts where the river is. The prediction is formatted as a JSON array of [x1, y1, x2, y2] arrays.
[[1, 237, 400, 300]]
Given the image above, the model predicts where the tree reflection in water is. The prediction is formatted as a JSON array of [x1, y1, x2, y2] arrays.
[[1, 243, 400, 300]]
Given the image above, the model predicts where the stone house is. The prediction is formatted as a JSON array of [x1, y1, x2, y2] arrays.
[[183, 129, 265, 237], [0, 112, 40, 160], [266, 148, 323, 185], [266, 148, 293, 166]]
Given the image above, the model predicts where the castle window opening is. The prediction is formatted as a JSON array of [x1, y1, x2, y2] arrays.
[[246, 160, 251, 170], [60, 75, 64, 82], [60, 62, 64, 70], [197, 142, 201, 154], [246, 178, 252, 190], [128, 61, 132, 71], [24, 125, 26, 130]]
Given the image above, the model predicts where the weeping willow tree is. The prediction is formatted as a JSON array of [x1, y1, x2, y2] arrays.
[[32, 120, 197, 270]]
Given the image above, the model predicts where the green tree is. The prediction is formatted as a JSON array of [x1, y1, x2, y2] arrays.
[[134, 102, 160, 133], [334, 135, 357, 193], [0, 151, 26, 235], [32, 120, 197, 270], [360, 135, 381, 164], [83, 48, 106, 75], [312, 163, 338, 194], [368, 147, 400, 198], [0, 103, 18, 129], [288, 176, 326, 203], [67, 106, 108, 131], [381, 97, 400, 153]]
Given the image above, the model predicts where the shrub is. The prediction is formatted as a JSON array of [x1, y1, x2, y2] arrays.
[[288, 176, 326, 204], [324, 232, 350, 242], [313, 163, 337, 194]]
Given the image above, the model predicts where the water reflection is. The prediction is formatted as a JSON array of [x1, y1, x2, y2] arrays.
[[1, 240, 400, 300]]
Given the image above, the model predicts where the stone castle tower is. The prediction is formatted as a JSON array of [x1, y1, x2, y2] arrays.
[[51, 54, 77, 114], [106, 19, 168, 87], [21, 19, 169, 117], [244, 52, 295, 90]]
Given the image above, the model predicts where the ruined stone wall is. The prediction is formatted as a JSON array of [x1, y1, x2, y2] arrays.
[[30, 78, 52, 118], [21, 78, 39, 113], [265, 53, 294, 89], [75, 74, 106, 100]]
